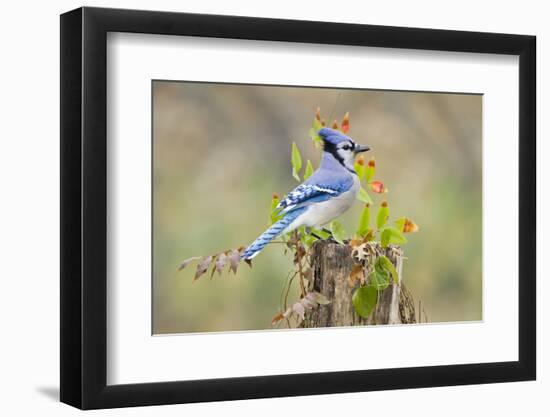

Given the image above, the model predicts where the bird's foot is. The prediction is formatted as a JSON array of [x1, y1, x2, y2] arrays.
[[304, 227, 323, 240], [310, 227, 337, 242], [321, 228, 338, 243]]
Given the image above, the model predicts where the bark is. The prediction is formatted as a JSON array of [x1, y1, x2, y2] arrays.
[[301, 240, 416, 328]]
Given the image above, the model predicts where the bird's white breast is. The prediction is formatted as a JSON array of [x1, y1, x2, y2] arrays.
[[284, 175, 360, 232]]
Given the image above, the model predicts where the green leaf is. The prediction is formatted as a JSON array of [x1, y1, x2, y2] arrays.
[[380, 227, 407, 248], [291, 142, 303, 182], [300, 227, 331, 246], [304, 160, 314, 180], [270, 195, 279, 210], [310, 227, 331, 240], [377, 255, 399, 284], [299, 226, 316, 247], [302, 234, 316, 247], [380, 228, 390, 248], [330, 220, 346, 244], [270, 195, 282, 225], [376, 203, 389, 229], [365, 159, 375, 182], [352, 285, 378, 318], [370, 262, 390, 291], [356, 204, 371, 237], [354, 160, 366, 179], [309, 125, 323, 148], [312, 228, 326, 239], [298, 226, 309, 245], [312, 118, 322, 131], [357, 187, 373, 204]]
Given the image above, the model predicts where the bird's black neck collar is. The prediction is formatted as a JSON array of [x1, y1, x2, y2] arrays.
[[323, 142, 357, 175]]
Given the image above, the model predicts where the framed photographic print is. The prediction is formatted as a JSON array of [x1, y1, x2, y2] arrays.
[[60, 6, 536, 409]]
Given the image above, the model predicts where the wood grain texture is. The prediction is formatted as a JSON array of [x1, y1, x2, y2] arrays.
[[301, 240, 413, 328]]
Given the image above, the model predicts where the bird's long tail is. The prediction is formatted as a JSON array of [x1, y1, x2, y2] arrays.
[[241, 208, 306, 260]]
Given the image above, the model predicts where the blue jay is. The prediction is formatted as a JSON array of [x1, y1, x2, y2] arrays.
[[241, 128, 370, 260]]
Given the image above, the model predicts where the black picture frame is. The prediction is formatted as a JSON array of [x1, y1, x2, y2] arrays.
[[60, 6, 536, 410]]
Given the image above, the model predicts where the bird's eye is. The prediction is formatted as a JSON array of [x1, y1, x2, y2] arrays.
[[342, 145, 351, 150]]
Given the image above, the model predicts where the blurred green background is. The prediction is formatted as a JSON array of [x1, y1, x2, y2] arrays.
[[152, 81, 482, 334]]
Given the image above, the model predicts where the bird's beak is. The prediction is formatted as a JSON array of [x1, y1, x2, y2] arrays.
[[354, 144, 370, 154]]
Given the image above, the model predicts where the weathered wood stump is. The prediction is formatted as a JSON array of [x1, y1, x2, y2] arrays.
[[301, 240, 416, 327]]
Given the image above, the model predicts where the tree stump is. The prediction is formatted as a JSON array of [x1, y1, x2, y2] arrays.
[[301, 240, 416, 328]]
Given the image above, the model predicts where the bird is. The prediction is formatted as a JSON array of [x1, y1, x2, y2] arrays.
[[241, 127, 370, 260]]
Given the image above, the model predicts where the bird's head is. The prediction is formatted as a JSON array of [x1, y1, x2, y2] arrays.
[[318, 128, 370, 170]]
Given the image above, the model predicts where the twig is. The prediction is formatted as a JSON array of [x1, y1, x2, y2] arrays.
[[279, 269, 295, 313], [327, 91, 343, 124], [283, 272, 298, 313]]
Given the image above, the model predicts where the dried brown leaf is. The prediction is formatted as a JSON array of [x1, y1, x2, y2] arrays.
[[364, 229, 376, 241], [348, 264, 365, 287], [282, 291, 330, 324], [214, 252, 228, 275], [228, 249, 241, 274], [309, 291, 330, 305], [194, 256, 213, 281], [287, 233, 299, 246], [300, 296, 317, 309], [349, 238, 363, 249], [292, 302, 306, 320], [210, 255, 218, 278], [302, 269, 313, 289], [403, 218, 420, 233], [293, 242, 306, 264], [177, 256, 200, 271], [283, 306, 293, 319], [271, 313, 284, 326]]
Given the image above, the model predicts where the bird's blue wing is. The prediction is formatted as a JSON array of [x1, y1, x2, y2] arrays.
[[276, 184, 336, 213], [276, 172, 353, 213]]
